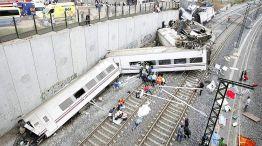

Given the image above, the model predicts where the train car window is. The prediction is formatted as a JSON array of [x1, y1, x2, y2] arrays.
[[86, 79, 97, 90], [59, 98, 74, 111], [96, 71, 106, 81], [43, 116, 50, 123], [129, 62, 141, 67], [159, 60, 171, 65], [190, 57, 203, 63], [74, 88, 86, 99], [174, 58, 186, 64], [145, 60, 156, 65], [106, 64, 115, 73]]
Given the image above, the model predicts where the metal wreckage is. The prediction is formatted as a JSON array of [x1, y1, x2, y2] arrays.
[[157, 19, 214, 50]]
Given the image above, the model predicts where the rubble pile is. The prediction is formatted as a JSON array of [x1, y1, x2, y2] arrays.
[[158, 19, 213, 49]]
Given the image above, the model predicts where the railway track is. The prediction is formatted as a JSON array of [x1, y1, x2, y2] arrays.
[[78, 73, 185, 146], [137, 70, 202, 146], [136, 6, 261, 146], [78, 5, 261, 146]]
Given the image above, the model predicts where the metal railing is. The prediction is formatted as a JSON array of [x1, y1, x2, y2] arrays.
[[0, 2, 179, 43]]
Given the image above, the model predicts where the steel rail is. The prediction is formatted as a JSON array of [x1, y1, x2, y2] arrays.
[[78, 73, 186, 146], [137, 8, 252, 146]]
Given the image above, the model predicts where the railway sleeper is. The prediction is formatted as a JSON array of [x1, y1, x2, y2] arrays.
[[144, 141, 152, 146], [101, 125, 115, 135], [124, 106, 136, 114], [159, 120, 173, 129], [153, 128, 170, 137], [125, 101, 137, 108], [179, 88, 194, 94], [163, 112, 178, 121], [175, 93, 190, 101], [156, 123, 172, 133], [150, 131, 168, 144], [97, 129, 112, 139], [86, 138, 100, 146], [161, 116, 176, 125], [147, 136, 163, 146], [165, 109, 181, 118], [104, 121, 120, 130], [88, 135, 106, 146], [169, 102, 185, 109], [92, 133, 108, 144], [128, 97, 141, 105], [167, 106, 184, 114]]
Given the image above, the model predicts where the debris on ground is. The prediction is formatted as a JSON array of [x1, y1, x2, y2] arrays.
[[242, 112, 261, 122]]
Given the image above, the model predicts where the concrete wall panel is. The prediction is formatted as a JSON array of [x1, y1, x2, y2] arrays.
[[125, 17, 135, 48], [3, 41, 41, 114], [118, 19, 127, 49], [0, 45, 21, 137], [70, 27, 88, 75], [30, 35, 58, 92], [108, 20, 119, 50], [52, 30, 74, 81], [97, 22, 109, 58], [84, 25, 99, 69], [134, 15, 144, 47]]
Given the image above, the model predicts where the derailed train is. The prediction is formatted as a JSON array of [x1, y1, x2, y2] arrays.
[[179, 4, 215, 24], [106, 46, 210, 74], [16, 46, 210, 144], [17, 58, 120, 145]]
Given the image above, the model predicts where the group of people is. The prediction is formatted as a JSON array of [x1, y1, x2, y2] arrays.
[[176, 118, 191, 142], [108, 98, 128, 122], [139, 63, 166, 87]]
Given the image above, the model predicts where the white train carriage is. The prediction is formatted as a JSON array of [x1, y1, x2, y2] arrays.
[[20, 58, 120, 138], [157, 28, 177, 47], [106, 46, 209, 74], [196, 6, 215, 24]]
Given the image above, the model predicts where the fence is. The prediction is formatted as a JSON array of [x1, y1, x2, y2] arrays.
[[0, 2, 179, 43]]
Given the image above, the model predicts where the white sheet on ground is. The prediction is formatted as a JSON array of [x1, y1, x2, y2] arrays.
[[112, 116, 123, 125], [137, 102, 151, 117], [207, 80, 216, 93], [219, 115, 226, 126], [217, 98, 228, 106]]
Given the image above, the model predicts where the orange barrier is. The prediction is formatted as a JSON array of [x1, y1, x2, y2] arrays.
[[238, 135, 256, 146]]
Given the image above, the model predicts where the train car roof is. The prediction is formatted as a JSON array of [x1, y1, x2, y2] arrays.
[[22, 58, 115, 119], [106, 46, 205, 57]]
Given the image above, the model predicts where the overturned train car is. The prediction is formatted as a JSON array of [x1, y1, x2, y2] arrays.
[[106, 46, 211, 74], [16, 58, 120, 145]]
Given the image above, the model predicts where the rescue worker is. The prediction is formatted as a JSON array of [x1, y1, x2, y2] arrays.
[[152, 72, 157, 85], [147, 74, 154, 87], [121, 112, 128, 121], [184, 118, 189, 127], [243, 70, 248, 81], [243, 96, 251, 112], [132, 117, 143, 130], [118, 98, 125, 105], [114, 110, 123, 120], [196, 82, 204, 95], [85, 14, 90, 25], [161, 75, 166, 85], [108, 107, 116, 120], [143, 85, 152, 95], [176, 125, 184, 142], [184, 126, 191, 139], [156, 75, 163, 85]]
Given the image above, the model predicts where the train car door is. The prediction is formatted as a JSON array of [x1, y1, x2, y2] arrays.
[[36, 110, 58, 137], [112, 57, 122, 71]]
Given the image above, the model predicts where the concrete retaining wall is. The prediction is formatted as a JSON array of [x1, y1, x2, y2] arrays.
[[0, 10, 178, 136]]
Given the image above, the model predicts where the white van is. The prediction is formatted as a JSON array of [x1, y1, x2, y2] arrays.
[[0, 7, 21, 26], [34, 3, 45, 17]]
